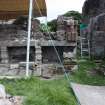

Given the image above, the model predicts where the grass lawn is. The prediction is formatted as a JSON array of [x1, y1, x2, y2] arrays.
[[0, 60, 105, 105]]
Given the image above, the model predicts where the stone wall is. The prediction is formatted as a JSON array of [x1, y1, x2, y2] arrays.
[[57, 16, 78, 42], [0, 18, 41, 41], [0, 16, 78, 76]]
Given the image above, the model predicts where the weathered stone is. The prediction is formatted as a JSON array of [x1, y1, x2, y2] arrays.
[[57, 16, 78, 42], [56, 30, 66, 41], [10, 64, 19, 69], [35, 45, 42, 76], [63, 52, 74, 59], [71, 65, 78, 72], [0, 47, 8, 63], [41, 64, 54, 78]]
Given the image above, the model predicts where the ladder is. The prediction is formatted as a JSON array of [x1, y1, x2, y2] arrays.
[[80, 37, 90, 59]]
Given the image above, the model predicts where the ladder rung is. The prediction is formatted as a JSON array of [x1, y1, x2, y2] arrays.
[[82, 48, 88, 50], [82, 47, 88, 49], [82, 43, 88, 45], [82, 50, 89, 52], [82, 45, 88, 47], [81, 37, 87, 40]]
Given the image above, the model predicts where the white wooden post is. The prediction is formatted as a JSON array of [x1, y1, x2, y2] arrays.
[[26, 0, 33, 77]]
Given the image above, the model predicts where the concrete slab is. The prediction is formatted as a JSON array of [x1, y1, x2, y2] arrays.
[[71, 83, 105, 105]]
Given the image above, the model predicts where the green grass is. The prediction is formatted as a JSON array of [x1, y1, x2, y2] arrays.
[[0, 77, 76, 105], [71, 60, 105, 85], [0, 60, 105, 105]]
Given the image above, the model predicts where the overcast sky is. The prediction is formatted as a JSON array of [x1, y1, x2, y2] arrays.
[[1, 0, 86, 23], [39, 0, 86, 22]]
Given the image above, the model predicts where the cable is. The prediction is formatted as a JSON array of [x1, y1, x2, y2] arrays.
[[33, 1, 80, 105], [34, 0, 71, 85]]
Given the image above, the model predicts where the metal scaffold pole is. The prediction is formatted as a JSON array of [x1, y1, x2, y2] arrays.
[[26, 0, 33, 77]]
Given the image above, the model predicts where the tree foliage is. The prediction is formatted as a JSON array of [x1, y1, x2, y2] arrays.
[[47, 11, 83, 32], [63, 10, 83, 24], [40, 23, 51, 32], [63, 11, 83, 35], [47, 19, 57, 32]]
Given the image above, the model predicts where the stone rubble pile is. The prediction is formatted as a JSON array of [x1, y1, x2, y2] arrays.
[[0, 84, 23, 105]]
